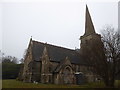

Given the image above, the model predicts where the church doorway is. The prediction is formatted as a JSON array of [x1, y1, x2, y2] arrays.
[[63, 66, 73, 84]]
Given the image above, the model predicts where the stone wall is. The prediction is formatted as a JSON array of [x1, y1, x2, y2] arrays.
[[32, 61, 41, 82]]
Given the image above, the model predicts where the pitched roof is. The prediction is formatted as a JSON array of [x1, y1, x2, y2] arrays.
[[54, 57, 72, 73], [32, 40, 86, 65]]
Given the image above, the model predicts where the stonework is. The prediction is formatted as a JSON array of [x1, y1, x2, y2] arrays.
[[18, 5, 102, 84]]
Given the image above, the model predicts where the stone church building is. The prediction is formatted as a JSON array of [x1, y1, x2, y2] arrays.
[[18, 6, 102, 84]]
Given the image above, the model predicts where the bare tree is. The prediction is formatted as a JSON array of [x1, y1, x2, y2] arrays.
[[101, 26, 120, 87], [20, 58, 24, 64], [2, 55, 18, 64], [11, 57, 18, 64], [82, 26, 120, 87]]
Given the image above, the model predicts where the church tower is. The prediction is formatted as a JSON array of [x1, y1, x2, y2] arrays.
[[80, 5, 101, 50]]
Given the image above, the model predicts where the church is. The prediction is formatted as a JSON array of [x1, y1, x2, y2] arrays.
[[18, 5, 102, 84]]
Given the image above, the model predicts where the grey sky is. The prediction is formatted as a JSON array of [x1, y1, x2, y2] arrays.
[[0, 0, 118, 60], [118, 1, 120, 32]]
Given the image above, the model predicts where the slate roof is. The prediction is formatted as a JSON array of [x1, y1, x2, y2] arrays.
[[54, 57, 73, 73], [32, 40, 86, 65]]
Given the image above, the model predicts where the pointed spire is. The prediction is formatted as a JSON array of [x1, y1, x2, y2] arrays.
[[84, 5, 95, 36]]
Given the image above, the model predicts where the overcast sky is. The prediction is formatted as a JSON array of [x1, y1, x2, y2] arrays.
[[118, 1, 120, 32], [0, 0, 119, 60]]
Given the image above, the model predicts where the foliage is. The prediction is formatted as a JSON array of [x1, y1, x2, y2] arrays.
[[2, 56, 18, 64], [2, 63, 22, 79], [1, 52, 23, 79]]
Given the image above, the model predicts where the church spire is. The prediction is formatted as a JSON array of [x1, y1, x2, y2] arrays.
[[84, 5, 95, 36]]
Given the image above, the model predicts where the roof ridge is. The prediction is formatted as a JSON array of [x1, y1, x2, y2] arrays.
[[32, 39, 77, 52]]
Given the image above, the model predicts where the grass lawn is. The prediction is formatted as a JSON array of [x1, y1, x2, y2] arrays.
[[2, 79, 120, 88]]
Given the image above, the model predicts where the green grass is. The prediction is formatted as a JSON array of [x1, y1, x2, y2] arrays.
[[2, 79, 120, 88], [115, 80, 120, 88], [2, 79, 85, 88]]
